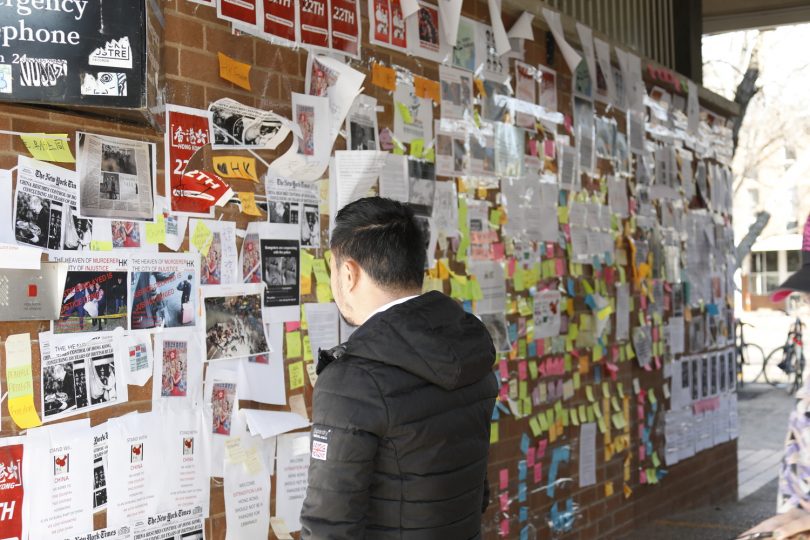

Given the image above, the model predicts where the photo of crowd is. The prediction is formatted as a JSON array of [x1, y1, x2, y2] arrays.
[[54, 271, 128, 334], [204, 293, 269, 360], [101, 144, 138, 176]]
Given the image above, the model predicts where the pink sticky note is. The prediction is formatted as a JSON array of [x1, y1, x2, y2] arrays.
[[536, 339, 545, 357], [527, 447, 536, 466], [285, 321, 301, 332], [499, 468, 509, 490], [639, 446, 646, 461], [629, 198, 637, 213], [534, 463, 543, 484], [499, 492, 510, 512], [518, 361, 527, 381], [639, 295, 647, 310], [500, 519, 510, 536], [544, 140, 556, 159], [499, 360, 509, 380], [507, 258, 517, 278], [564, 114, 573, 134], [640, 469, 648, 484], [637, 405, 645, 420], [528, 139, 538, 156], [492, 242, 505, 260], [499, 384, 509, 402], [555, 258, 565, 275], [651, 327, 659, 341], [537, 439, 548, 458]]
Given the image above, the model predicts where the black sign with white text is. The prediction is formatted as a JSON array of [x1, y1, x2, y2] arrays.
[[0, 0, 146, 108]]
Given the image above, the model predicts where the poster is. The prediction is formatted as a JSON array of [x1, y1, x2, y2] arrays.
[[13, 155, 86, 251], [258, 0, 297, 43], [189, 219, 238, 285], [451, 16, 476, 71], [369, 0, 407, 50], [0, 436, 26, 540], [224, 444, 270, 540], [39, 331, 127, 423], [298, 0, 330, 48], [330, 0, 361, 57], [77, 132, 156, 222], [275, 432, 310, 532], [534, 289, 562, 339], [439, 65, 473, 120], [158, 408, 211, 516], [49, 253, 129, 335], [514, 61, 537, 128], [435, 120, 468, 177], [165, 105, 215, 217], [346, 94, 380, 151], [129, 254, 199, 331], [152, 328, 205, 410], [393, 80, 433, 144], [202, 283, 271, 361], [218, 0, 258, 26], [537, 66, 557, 112], [407, 1, 445, 62], [25, 419, 94, 539]]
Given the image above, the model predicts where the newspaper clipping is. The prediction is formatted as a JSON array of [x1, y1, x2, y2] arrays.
[[265, 176, 320, 248], [132, 506, 205, 540], [40, 332, 127, 423], [209, 98, 291, 150], [92, 423, 110, 511], [77, 132, 156, 222], [129, 254, 199, 331], [13, 155, 85, 251]]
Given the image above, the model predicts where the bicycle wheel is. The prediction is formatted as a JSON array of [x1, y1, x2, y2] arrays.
[[739, 343, 766, 384], [763, 346, 795, 387], [790, 349, 805, 394]]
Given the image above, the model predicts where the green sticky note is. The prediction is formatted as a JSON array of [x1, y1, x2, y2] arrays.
[[592, 403, 602, 419], [410, 138, 424, 158], [286, 331, 302, 358], [191, 220, 213, 257], [145, 213, 166, 245], [529, 361, 538, 379], [489, 209, 502, 228], [585, 385, 595, 402], [469, 278, 484, 301], [301, 250, 314, 279], [538, 413, 549, 431], [303, 335, 313, 362], [288, 361, 305, 389], [602, 381, 610, 398], [611, 396, 621, 413], [316, 282, 333, 302], [423, 147, 435, 163], [597, 417, 606, 434], [90, 240, 113, 251], [652, 452, 661, 468], [312, 259, 330, 284], [573, 372, 581, 389], [648, 389, 657, 404], [396, 101, 414, 124], [611, 412, 626, 430], [529, 417, 541, 437], [490, 422, 499, 444]]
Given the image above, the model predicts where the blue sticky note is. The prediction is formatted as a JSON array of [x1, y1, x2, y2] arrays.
[[520, 526, 529, 540], [594, 365, 602, 384], [584, 294, 596, 309], [528, 342, 536, 357], [567, 278, 575, 297], [508, 323, 518, 343], [592, 256, 602, 271], [462, 300, 473, 313], [707, 303, 719, 316], [518, 460, 527, 481], [520, 507, 528, 523], [491, 407, 500, 421], [518, 482, 527, 502], [520, 434, 530, 454], [547, 445, 571, 497]]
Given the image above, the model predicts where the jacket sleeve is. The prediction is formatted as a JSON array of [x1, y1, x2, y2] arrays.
[[300, 360, 388, 539]]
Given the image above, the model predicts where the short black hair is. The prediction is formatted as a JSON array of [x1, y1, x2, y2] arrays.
[[331, 197, 425, 291]]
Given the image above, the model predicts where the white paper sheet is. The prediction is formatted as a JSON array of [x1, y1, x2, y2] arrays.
[[394, 80, 434, 144], [224, 443, 271, 540], [275, 432, 311, 532], [92, 422, 110, 512], [305, 55, 366, 145], [468, 260, 506, 314], [189, 219, 238, 285], [106, 411, 162, 525], [157, 407, 211, 515], [575, 23, 597, 94], [507, 11, 534, 40], [487, 0, 511, 56], [0, 169, 13, 244], [541, 8, 581, 73], [330, 150, 388, 217], [593, 37, 616, 105], [0, 243, 42, 269], [379, 153, 409, 202], [303, 302, 340, 358], [534, 289, 562, 339], [268, 93, 332, 182], [243, 410, 311, 439], [25, 419, 93, 539], [205, 364, 239, 477], [439, 0, 463, 46], [578, 422, 597, 487]]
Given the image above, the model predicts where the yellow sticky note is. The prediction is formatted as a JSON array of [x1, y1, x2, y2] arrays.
[[312, 259, 330, 284], [286, 331, 302, 358], [218, 52, 252, 91], [423, 147, 435, 163], [244, 447, 263, 475], [237, 192, 263, 216], [191, 220, 213, 257], [301, 251, 314, 295], [396, 101, 414, 124], [5, 333, 42, 429], [474, 78, 487, 97], [90, 240, 113, 251], [213, 156, 259, 182], [20, 134, 74, 163], [410, 138, 424, 158], [145, 213, 166, 245], [316, 282, 333, 302], [303, 335, 313, 362], [490, 422, 499, 444], [288, 361, 305, 390]]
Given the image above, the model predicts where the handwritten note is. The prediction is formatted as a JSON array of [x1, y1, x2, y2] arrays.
[[218, 52, 252, 91], [191, 220, 214, 257], [5, 333, 42, 428], [288, 361, 305, 390], [237, 192, 263, 216], [213, 156, 259, 182], [20, 134, 74, 163], [371, 63, 396, 91]]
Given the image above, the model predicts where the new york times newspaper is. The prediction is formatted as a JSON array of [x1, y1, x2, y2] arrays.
[[132, 506, 204, 539]]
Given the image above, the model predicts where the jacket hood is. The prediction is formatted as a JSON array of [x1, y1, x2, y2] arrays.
[[342, 291, 496, 390]]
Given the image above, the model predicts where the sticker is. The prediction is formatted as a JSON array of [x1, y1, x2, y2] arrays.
[[88, 37, 133, 70], [311, 440, 328, 460], [81, 72, 127, 96], [0, 64, 11, 94], [18, 56, 67, 87]]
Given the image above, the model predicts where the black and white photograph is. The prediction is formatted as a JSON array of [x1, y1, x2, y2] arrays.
[[101, 144, 137, 175], [408, 158, 436, 207], [100, 172, 121, 200], [301, 204, 320, 248], [43, 361, 86, 418], [209, 97, 289, 149], [481, 313, 512, 353], [268, 202, 299, 224], [90, 356, 118, 405], [260, 239, 300, 307], [93, 456, 107, 509], [14, 193, 62, 249], [204, 291, 269, 361], [349, 119, 377, 151], [62, 207, 93, 250]]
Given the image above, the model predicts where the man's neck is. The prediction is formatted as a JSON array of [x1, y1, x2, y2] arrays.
[[361, 289, 422, 324]]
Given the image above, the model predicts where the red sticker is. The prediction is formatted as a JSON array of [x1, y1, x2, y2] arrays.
[[299, 0, 329, 47], [175, 170, 233, 213], [218, 0, 258, 25], [330, 0, 359, 56], [0, 443, 24, 540], [262, 0, 296, 42]]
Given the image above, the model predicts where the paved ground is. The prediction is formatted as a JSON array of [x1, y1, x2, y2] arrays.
[[623, 383, 795, 539]]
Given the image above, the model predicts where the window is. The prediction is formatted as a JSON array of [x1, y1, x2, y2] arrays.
[[787, 250, 802, 272], [751, 250, 780, 295]]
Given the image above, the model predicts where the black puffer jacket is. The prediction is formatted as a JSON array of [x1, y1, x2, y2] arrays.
[[300, 291, 498, 539]]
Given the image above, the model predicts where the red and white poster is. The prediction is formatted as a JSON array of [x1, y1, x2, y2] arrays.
[[298, 0, 330, 48], [330, 0, 360, 57], [369, 0, 406, 50], [164, 105, 215, 217], [218, 0, 258, 26], [260, 0, 297, 43], [0, 438, 25, 540]]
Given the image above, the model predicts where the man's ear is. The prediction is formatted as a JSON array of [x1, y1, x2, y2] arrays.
[[342, 258, 363, 292]]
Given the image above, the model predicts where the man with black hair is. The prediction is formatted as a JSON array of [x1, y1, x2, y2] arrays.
[[300, 197, 498, 539]]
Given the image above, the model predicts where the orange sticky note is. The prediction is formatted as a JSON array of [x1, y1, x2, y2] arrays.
[[237, 192, 263, 216], [474, 78, 487, 97], [371, 63, 396, 91], [218, 52, 252, 91], [414, 76, 440, 103]]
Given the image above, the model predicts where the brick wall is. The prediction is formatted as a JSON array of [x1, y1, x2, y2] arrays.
[[0, 1, 738, 538]]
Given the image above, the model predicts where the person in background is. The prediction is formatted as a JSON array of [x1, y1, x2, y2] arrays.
[[739, 215, 810, 540], [300, 197, 498, 539]]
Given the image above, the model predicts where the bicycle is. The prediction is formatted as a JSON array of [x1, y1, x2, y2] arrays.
[[762, 317, 806, 394], [735, 319, 766, 388]]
